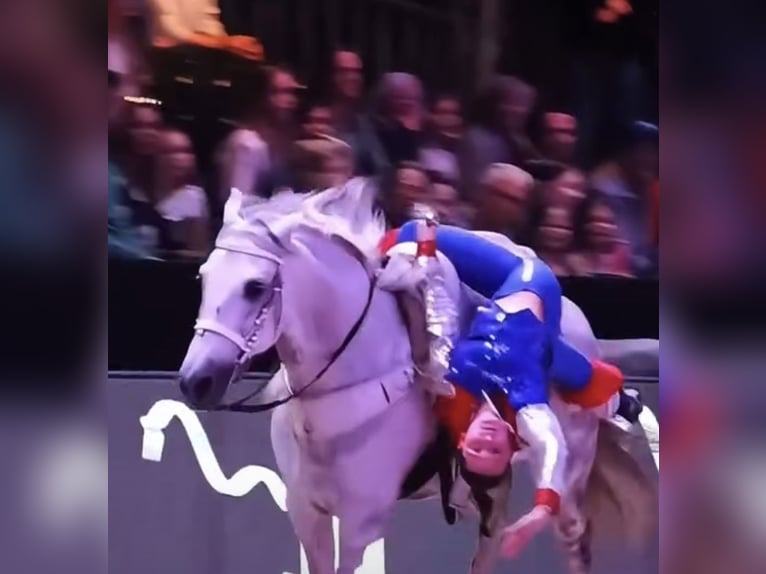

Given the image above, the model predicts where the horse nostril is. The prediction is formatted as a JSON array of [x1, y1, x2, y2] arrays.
[[179, 375, 214, 406], [196, 376, 213, 399]]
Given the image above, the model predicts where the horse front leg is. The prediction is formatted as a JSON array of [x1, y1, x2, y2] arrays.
[[335, 502, 391, 574], [271, 406, 335, 574], [287, 490, 336, 574]]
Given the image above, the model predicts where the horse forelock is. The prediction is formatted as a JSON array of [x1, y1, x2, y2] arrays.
[[301, 178, 386, 262], [225, 179, 385, 265]]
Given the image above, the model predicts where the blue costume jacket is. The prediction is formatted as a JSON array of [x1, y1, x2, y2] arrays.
[[394, 222, 595, 412]]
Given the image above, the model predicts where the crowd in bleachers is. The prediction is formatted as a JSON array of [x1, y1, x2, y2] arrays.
[[108, 1, 658, 279]]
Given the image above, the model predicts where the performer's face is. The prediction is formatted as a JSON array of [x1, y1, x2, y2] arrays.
[[461, 406, 513, 477]]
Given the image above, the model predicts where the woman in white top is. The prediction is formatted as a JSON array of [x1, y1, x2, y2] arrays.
[[153, 128, 211, 258], [217, 66, 302, 201]]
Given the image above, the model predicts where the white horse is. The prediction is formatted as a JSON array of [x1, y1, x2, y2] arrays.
[[180, 181, 442, 574], [178, 180, 657, 574]]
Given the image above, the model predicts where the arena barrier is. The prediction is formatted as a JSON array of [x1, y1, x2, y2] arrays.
[[109, 364, 658, 574]]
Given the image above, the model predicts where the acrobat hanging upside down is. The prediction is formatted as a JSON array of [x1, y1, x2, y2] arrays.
[[380, 220, 643, 557]]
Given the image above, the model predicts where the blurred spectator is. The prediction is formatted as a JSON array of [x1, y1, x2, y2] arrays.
[[472, 163, 534, 241], [590, 120, 658, 277], [109, 162, 157, 260], [365, 73, 426, 175], [152, 129, 211, 258], [218, 65, 302, 200], [533, 206, 578, 276], [329, 50, 364, 139], [419, 93, 463, 185], [383, 161, 431, 227], [540, 112, 578, 165], [301, 102, 335, 139], [290, 136, 353, 193], [427, 171, 467, 227], [125, 104, 164, 197], [109, 110, 155, 260], [528, 160, 588, 215], [573, 196, 633, 277], [460, 76, 542, 198], [108, 5, 156, 260], [113, 103, 168, 257], [327, 49, 382, 175]]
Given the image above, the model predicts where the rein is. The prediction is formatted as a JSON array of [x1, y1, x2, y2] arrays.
[[209, 234, 378, 414]]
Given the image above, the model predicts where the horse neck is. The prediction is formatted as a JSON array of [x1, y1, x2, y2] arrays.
[[276, 236, 413, 389]]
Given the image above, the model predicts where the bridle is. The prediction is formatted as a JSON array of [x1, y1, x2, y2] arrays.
[[194, 234, 378, 414]]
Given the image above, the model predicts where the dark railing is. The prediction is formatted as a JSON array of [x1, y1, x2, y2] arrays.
[[108, 259, 658, 372]]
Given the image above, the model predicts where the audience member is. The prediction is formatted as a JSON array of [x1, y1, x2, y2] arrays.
[[427, 171, 467, 227], [529, 160, 588, 214], [108, 5, 156, 261], [383, 161, 431, 227], [573, 197, 633, 277], [109, 109, 155, 259], [419, 93, 463, 185], [301, 103, 335, 139], [152, 129, 211, 258], [217, 65, 302, 200], [124, 103, 164, 197], [472, 163, 534, 241], [541, 112, 578, 165], [290, 136, 353, 193], [329, 49, 365, 140], [590, 120, 659, 277], [365, 73, 426, 175], [533, 206, 579, 276], [460, 76, 541, 198], [326, 49, 382, 175]]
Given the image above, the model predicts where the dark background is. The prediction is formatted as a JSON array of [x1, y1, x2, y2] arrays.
[[108, 259, 658, 372]]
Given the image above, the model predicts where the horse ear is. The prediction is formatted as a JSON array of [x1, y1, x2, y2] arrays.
[[223, 188, 243, 225]]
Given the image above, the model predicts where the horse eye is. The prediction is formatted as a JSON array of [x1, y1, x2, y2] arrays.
[[243, 280, 265, 301]]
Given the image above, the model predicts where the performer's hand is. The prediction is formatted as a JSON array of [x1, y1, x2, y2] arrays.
[[501, 505, 552, 558]]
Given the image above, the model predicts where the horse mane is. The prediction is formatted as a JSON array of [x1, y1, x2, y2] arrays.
[[228, 178, 386, 262]]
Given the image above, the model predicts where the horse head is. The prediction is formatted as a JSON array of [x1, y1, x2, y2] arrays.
[[178, 180, 387, 409]]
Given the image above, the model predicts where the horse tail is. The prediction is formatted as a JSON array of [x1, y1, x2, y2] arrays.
[[583, 420, 659, 549]]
